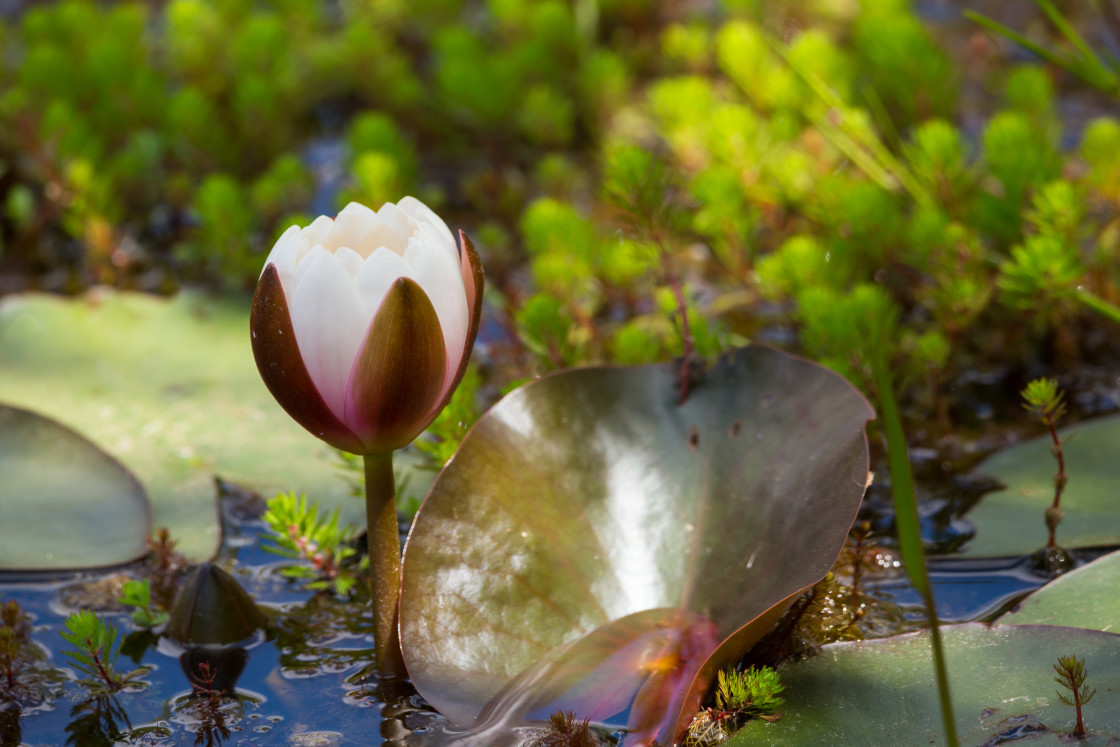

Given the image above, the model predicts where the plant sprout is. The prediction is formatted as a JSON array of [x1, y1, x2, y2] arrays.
[[60, 611, 138, 693], [1054, 654, 1096, 738]]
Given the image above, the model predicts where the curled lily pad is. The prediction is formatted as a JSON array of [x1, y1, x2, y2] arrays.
[[1000, 548, 1120, 631], [0, 404, 150, 569], [399, 345, 873, 745], [728, 623, 1120, 745], [961, 415, 1120, 558]]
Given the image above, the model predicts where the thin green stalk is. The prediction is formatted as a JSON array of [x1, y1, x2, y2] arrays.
[[364, 451, 405, 679], [1076, 288, 1120, 325], [870, 354, 958, 747]]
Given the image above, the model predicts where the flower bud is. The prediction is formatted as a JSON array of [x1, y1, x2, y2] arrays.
[[250, 199, 484, 454]]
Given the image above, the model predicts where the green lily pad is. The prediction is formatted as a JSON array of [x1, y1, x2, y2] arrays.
[[0, 290, 388, 562], [1000, 549, 1120, 631], [400, 345, 874, 745], [0, 404, 150, 569], [729, 623, 1120, 745], [960, 415, 1120, 558]]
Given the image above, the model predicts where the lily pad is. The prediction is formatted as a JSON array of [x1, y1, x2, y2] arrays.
[[1000, 549, 1120, 631], [0, 404, 150, 569], [0, 290, 394, 561], [960, 415, 1120, 558], [399, 345, 874, 746], [729, 623, 1120, 745]]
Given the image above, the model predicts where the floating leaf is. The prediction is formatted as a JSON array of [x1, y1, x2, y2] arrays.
[[0, 404, 150, 569], [400, 345, 873, 745], [960, 415, 1120, 558], [0, 291, 428, 561], [1000, 549, 1120, 631], [728, 623, 1120, 745]]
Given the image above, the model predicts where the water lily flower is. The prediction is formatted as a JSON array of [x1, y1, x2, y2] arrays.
[[250, 198, 484, 456]]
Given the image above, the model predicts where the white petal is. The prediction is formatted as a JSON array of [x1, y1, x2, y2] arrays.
[[338, 202, 379, 223], [262, 225, 302, 290], [352, 247, 413, 318], [288, 247, 369, 422], [325, 204, 376, 254], [398, 196, 456, 251], [403, 237, 469, 386], [334, 246, 365, 277], [375, 201, 411, 245], [412, 219, 459, 264], [301, 215, 334, 251], [357, 222, 407, 257]]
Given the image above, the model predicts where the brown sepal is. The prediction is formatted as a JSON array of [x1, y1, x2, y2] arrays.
[[250, 264, 366, 454], [432, 230, 485, 415], [345, 276, 448, 453]]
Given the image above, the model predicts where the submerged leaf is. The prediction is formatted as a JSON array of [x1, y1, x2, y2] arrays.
[[400, 345, 873, 745]]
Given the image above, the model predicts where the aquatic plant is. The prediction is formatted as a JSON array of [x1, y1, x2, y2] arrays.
[[1021, 380, 1070, 555], [1054, 654, 1096, 738], [261, 492, 365, 595], [59, 611, 136, 693], [118, 579, 169, 629], [250, 197, 483, 677]]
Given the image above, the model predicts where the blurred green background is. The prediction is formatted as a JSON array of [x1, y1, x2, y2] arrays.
[[1, 0, 1119, 449]]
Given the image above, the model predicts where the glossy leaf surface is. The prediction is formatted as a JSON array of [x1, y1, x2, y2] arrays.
[[1000, 548, 1120, 630], [729, 623, 1120, 745], [400, 345, 873, 745], [0, 290, 431, 561], [961, 415, 1120, 557], [0, 404, 149, 569]]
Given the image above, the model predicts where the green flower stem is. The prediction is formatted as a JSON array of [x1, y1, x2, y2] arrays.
[[870, 353, 958, 747], [363, 450, 405, 679]]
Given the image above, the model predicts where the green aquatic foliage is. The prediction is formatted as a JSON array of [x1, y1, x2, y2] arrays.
[[715, 667, 784, 720], [1080, 117, 1120, 198], [516, 293, 583, 369], [261, 492, 365, 595], [414, 365, 482, 468], [1054, 654, 1096, 738], [967, 0, 1120, 96], [976, 110, 1062, 241], [850, 4, 956, 126], [118, 580, 169, 629], [796, 283, 899, 388], [997, 234, 1083, 317], [60, 612, 137, 693], [903, 120, 972, 209], [661, 23, 713, 73]]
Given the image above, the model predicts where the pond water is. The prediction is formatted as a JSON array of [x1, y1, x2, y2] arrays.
[[2, 476, 1108, 747]]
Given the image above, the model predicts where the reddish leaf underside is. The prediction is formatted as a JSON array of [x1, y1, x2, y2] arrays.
[[400, 345, 874, 745]]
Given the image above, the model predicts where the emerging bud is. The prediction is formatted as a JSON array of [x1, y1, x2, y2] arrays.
[[250, 199, 484, 454]]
